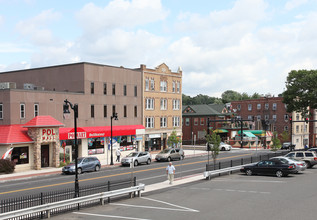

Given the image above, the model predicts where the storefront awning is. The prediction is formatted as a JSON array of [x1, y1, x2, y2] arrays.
[[59, 125, 145, 140], [238, 130, 265, 136], [213, 129, 228, 133], [243, 132, 257, 138], [266, 131, 273, 137]]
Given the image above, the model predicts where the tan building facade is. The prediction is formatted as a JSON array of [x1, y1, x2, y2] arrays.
[[138, 63, 182, 151], [291, 112, 309, 149]]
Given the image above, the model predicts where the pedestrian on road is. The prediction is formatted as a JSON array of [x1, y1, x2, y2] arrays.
[[116, 148, 121, 162], [166, 162, 175, 185]]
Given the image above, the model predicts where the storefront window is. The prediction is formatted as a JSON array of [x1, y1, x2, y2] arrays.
[[119, 135, 136, 151], [88, 138, 105, 155], [11, 146, 29, 164]]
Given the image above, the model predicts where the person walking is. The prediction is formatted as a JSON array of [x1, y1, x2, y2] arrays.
[[116, 148, 121, 162], [166, 162, 175, 185]]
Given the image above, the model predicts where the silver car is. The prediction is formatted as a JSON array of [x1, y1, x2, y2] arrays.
[[62, 157, 101, 174], [270, 156, 306, 173], [155, 148, 185, 162], [121, 151, 151, 166]]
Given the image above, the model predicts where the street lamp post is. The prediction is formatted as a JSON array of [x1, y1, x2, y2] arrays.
[[63, 99, 79, 197], [110, 112, 118, 165]]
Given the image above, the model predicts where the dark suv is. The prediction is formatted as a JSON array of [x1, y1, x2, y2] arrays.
[[62, 157, 101, 174]]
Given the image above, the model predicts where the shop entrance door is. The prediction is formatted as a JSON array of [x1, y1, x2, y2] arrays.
[[41, 145, 49, 167]]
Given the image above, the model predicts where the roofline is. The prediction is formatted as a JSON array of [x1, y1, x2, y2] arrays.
[[0, 141, 35, 145], [23, 125, 65, 128], [0, 62, 139, 74]]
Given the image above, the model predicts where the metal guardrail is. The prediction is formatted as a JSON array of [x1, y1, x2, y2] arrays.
[[0, 184, 145, 220], [203, 163, 254, 179]]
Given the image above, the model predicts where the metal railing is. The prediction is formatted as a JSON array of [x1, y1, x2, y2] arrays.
[[0, 177, 136, 219], [0, 183, 145, 220]]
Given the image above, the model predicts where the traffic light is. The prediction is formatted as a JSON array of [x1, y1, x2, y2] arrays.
[[289, 116, 292, 122], [305, 117, 309, 123]]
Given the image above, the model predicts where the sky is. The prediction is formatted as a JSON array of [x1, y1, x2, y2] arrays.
[[1, 0, 317, 98]]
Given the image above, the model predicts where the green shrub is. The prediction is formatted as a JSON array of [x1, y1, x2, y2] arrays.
[[0, 159, 16, 174], [59, 153, 70, 162]]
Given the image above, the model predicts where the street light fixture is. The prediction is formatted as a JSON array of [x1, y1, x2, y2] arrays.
[[110, 112, 118, 165], [63, 99, 79, 197]]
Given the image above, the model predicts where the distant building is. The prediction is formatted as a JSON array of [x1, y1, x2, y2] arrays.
[[182, 104, 231, 145]]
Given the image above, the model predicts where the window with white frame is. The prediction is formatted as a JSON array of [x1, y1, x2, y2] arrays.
[[160, 81, 167, 92], [160, 99, 167, 110], [173, 116, 180, 127], [200, 118, 204, 125], [146, 117, 154, 128], [172, 81, 176, 93], [265, 103, 269, 110], [248, 104, 252, 111], [160, 117, 167, 128], [273, 115, 277, 121], [296, 125, 299, 133], [34, 104, 39, 117], [173, 99, 180, 110], [265, 115, 269, 120], [257, 104, 261, 110], [248, 115, 253, 120], [257, 115, 261, 121], [20, 103, 25, 119], [194, 118, 198, 125], [272, 103, 277, 110], [296, 114, 300, 121], [0, 104, 3, 119], [146, 98, 154, 110], [304, 124, 308, 132], [145, 78, 149, 91], [284, 126, 288, 131], [150, 79, 155, 91], [177, 81, 180, 93]]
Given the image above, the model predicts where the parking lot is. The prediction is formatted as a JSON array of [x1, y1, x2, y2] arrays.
[[53, 167, 317, 220]]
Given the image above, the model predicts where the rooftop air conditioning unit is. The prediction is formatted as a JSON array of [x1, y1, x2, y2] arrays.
[[24, 83, 35, 90], [0, 82, 16, 89]]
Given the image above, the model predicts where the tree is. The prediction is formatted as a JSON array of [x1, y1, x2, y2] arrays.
[[271, 132, 281, 152], [168, 129, 182, 148], [280, 130, 290, 143], [206, 132, 221, 168], [221, 90, 242, 103], [282, 70, 317, 117]]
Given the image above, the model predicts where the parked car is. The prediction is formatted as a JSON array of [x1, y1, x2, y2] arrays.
[[284, 151, 317, 168], [206, 142, 232, 151], [62, 156, 101, 174], [240, 160, 297, 177], [270, 156, 306, 173], [121, 151, 151, 166], [281, 142, 291, 150], [155, 148, 185, 162], [308, 148, 317, 155]]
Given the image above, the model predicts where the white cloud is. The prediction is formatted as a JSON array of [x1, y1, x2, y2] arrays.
[[15, 9, 61, 45], [77, 0, 168, 34], [285, 0, 308, 11]]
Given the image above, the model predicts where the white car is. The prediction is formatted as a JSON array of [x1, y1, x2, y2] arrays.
[[207, 142, 232, 151], [121, 151, 151, 166], [270, 156, 306, 173]]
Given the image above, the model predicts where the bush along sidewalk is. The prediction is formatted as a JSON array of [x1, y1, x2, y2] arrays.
[[0, 159, 16, 174]]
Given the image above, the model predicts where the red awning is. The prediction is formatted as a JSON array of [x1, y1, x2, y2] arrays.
[[0, 125, 34, 145], [59, 125, 145, 140], [266, 131, 273, 137]]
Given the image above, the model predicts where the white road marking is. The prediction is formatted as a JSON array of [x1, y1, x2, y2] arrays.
[[141, 197, 199, 212], [73, 211, 151, 220], [214, 188, 271, 194], [111, 203, 198, 212]]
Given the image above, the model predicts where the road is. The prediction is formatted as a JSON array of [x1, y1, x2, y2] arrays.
[[0, 149, 273, 199], [53, 165, 317, 220]]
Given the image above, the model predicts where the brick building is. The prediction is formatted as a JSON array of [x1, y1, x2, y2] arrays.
[[182, 104, 231, 145], [231, 96, 309, 149]]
